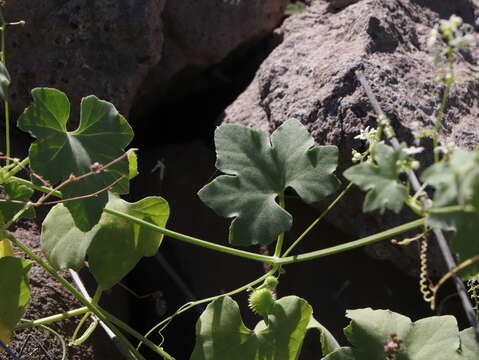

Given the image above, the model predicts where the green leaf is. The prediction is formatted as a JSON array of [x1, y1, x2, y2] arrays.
[[0, 181, 35, 225], [190, 295, 314, 360], [344, 143, 408, 214], [0, 61, 11, 101], [322, 348, 355, 360], [307, 316, 340, 356], [322, 308, 476, 360], [422, 149, 479, 278], [198, 119, 340, 246], [422, 149, 478, 229], [42, 193, 169, 289], [41, 204, 97, 271], [17, 88, 133, 231], [458, 328, 479, 358], [0, 257, 31, 345]]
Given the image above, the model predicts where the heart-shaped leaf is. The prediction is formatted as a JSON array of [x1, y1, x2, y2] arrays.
[[0, 181, 35, 225], [322, 308, 477, 359], [422, 149, 479, 279], [198, 119, 340, 246], [190, 295, 315, 360], [42, 193, 169, 289], [343, 143, 408, 214], [0, 257, 31, 345], [17, 88, 133, 231], [0, 62, 10, 101]]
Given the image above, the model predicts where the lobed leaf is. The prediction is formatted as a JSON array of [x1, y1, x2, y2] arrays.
[[322, 308, 477, 359], [190, 295, 315, 360], [42, 193, 169, 289], [343, 143, 408, 214], [198, 119, 340, 246], [17, 88, 133, 231], [0, 257, 31, 345], [422, 149, 479, 279]]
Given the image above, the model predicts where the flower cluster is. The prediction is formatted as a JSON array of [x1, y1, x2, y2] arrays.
[[428, 15, 475, 69], [384, 333, 403, 360], [428, 15, 475, 51]]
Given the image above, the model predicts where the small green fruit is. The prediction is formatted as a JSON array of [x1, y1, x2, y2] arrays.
[[248, 288, 275, 317], [263, 275, 278, 290]]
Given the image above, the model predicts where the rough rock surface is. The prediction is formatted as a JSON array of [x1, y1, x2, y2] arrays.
[[5, 0, 165, 120], [131, 0, 289, 119], [4, 0, 288, 123], [222, 0, 479, 273]]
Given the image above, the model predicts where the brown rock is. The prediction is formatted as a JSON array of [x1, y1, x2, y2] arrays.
[[326, 0, 360, 10], [4, 0, 165, 120], [131, 0, 289, 118], [4, 0, 288, 125]]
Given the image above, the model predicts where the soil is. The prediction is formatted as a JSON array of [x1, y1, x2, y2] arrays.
[[2, 221, 123, 360]]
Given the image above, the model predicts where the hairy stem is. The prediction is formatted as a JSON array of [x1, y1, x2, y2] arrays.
[[105, 208, 275, 264], [276, 218, 425, 265], [16, 307, 89, 330], [283, 182, 353, 257], [274, 191, 286, 258]]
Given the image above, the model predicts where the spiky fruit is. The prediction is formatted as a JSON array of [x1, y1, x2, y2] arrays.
[[248, 288, 275, 317]]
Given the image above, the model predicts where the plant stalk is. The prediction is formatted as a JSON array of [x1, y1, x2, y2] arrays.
[[276, 218, 425, 265], [283, 182, 353, 257], [104, 208, 276, 264], [274, 191, 286, 257], [16, 307, 89, 330]]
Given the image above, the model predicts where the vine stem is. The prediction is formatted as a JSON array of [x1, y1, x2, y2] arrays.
[[16, 307, 89, 330], [283, 182, 353, 257], [10, 176, 425, 268], [5, 157, 29, 180], [276, 218, 425, 265], [274, 191, 286, 257], [355, 70, 479, 343], [104, 207, 275, 264], [104, 207, 423, 266], [70, 287, 101, 345]]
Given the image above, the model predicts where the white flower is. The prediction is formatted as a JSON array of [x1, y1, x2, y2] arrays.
[[451, 33, 475, 48], [427, 26, 439, 48], [434, 142, 457, 155], [402, 146, 424, 155], [354, 126, 378, 142], [352, 150, 362, 162], [440, 15, 463, 34]]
